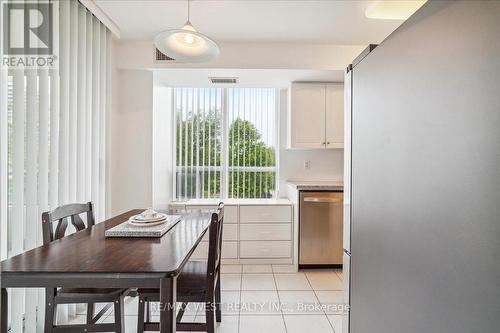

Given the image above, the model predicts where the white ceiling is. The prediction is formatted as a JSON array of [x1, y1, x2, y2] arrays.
[[95, 0, 405, 44], [154, 68, 344, 88]]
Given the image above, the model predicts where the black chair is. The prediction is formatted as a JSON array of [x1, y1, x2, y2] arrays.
[[41, 202, 128, 333], [136, 203, 224, 333]]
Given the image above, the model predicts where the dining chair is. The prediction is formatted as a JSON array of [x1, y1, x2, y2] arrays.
[[41, 202, 128, 333], [136, 203, 224, 333]]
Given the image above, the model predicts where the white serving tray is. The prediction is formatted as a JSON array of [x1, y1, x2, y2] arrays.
[[105, 215, 182, 238]]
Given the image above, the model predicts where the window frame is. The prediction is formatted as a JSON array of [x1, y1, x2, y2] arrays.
[[172, 87, 280, 201]]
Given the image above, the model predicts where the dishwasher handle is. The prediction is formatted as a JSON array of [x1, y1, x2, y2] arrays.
[[303, 197, 342, 203]]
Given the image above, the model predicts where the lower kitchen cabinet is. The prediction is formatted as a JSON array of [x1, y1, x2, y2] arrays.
[[181, 200, 294, 264]]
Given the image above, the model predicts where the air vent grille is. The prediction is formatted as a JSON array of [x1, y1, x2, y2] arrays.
[[155, 48, 175, 61], [209, 77, 238, 84]]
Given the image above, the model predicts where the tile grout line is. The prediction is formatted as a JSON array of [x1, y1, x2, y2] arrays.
[[237, 269, 243, 333], [304, 271, 336, 333], [272, 269, 288, 333]]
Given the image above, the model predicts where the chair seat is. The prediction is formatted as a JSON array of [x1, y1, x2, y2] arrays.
[[57, 288, 125, 298], [138, 261, 208, 297]]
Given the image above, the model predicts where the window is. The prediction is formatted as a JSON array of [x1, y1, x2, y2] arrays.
[[174, 87, 278, 200]]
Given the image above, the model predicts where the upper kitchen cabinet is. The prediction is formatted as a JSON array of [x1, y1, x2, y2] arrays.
[[288, 82, 344, 149], [325, 84, 344, 148]]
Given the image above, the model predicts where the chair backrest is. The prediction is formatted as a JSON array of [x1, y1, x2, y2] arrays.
[[206, 202, 224, 298], [41, 202, 95, 245]]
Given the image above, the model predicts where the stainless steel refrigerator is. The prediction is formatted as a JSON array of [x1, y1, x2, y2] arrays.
[[343, 1, 500, 333]]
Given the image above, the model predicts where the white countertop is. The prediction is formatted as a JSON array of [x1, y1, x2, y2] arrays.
[[287, 180, 344, 190]]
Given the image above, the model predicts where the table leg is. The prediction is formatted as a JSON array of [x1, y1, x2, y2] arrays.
[[1, 288, 7, 333], [159, 276, 176, 333]]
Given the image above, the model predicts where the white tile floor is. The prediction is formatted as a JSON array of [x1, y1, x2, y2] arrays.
[[66, 264, 346, 333]]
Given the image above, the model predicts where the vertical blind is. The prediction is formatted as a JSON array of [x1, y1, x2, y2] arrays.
[[0, 1, 112, 331], [174, 88, 278, 201]]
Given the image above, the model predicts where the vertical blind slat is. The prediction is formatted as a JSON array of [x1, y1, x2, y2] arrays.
[[38, 70, 49, 232], [37, 67, 50, 333], [183, 89, 188, 200], [85, 12, 93, 200], [207, 89, 212, 197], [195, 89, 200, 198], [190, 90, 194, 199], [68, 0, 78, 205], [59, 0, 70, 205], [77, 5, 87, 202], [25, 68, 39, 333], [91, 17, 100, 218], [49, 69, 60, 208], [58, 0, 72, 321], [105, 29, 112, 217], [10, 69, 25, 333], [99, 26, 107, 221], [0, 9, 8, 260]]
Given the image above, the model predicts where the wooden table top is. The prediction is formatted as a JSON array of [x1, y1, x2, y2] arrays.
[[0, 210, 211, 277]]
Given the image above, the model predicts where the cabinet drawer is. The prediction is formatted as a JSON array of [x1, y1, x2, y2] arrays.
[[190, 241, 238, 259], [240, 224, 291, 241], [202, 223, 237, 241], [187, 205, 237, 224], [240, 241, 292, 258], [240, 205, 292, 223]]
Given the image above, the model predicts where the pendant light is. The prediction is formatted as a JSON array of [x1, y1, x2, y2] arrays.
[[154, 0, 220, 63]]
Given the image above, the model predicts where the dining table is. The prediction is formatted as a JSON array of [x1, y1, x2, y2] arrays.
[[0, 209, 211, 333]]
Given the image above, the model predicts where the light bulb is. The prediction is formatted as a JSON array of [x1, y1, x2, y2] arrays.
[[184, 33, 194, 45]]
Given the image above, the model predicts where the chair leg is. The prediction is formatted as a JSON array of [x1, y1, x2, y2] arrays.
[[86, 302, 94, 324], [206, 301, 215, 333], [114, 295, 125, 333], [215, 277, 222, 322], [137, 295, 145, 333], [44, 289, 56, 333]]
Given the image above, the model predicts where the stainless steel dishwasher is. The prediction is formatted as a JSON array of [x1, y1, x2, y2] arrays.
[[299, 191, 343, 267]]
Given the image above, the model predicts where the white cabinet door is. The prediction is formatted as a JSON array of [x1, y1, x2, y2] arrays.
[[290, 83, 326, 148], [325, 83, 344, 148]]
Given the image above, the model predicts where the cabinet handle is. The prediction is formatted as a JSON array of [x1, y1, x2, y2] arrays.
[[322, 142, 326, 145], [327, 142, 330, 145], [304, 197, 342, 203]]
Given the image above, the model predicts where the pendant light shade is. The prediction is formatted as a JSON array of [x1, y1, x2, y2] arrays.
[[154, 1, 219, 63]]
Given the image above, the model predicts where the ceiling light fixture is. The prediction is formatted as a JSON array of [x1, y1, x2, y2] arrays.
[[154, 0, 219, 63], [365, 0, 427, 20]]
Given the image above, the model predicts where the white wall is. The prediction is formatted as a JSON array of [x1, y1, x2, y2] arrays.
[[278, 89, 343, 197], [110, 69, 153, 215], [115, 40, 365, 71], [152, 85, 174, 209]]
